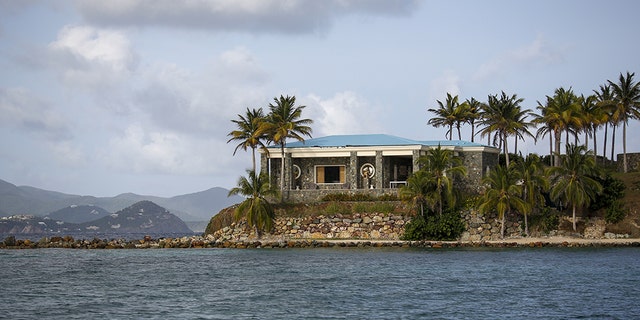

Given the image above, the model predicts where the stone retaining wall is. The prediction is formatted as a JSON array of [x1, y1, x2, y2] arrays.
[[213, 212, 410, 242], [213, 210, 528, 242]]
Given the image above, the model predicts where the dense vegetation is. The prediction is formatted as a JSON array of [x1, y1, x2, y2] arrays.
[[223, 71, 638, 239]]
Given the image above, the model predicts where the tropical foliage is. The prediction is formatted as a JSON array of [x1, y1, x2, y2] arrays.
[[263, 95, 313, 200], [549, 144, 603, 231], [478, 165, 527, 238], [228, 170, 278, 237]]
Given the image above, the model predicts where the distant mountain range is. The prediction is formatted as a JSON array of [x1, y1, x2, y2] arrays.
[[0, 200, 192, 235], [0, 178, 243, 222]]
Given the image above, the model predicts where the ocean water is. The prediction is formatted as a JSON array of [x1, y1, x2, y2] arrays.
[[1, 247, 639, 319]]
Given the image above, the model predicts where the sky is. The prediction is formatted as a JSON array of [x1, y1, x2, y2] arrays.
[[1, 0, 639, 197]]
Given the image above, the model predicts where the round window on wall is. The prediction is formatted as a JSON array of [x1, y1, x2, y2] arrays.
[[360, 163, 375, 178], [293, 164, 301, 179]]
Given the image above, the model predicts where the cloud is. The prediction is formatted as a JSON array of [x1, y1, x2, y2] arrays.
[[74, 0, 419, 34], [104, 124, 236, 175], [427, 70, 461, 102], [47, 25, 138, 88], [473, 35, 564, 81], [0, 87, 71, 140], [133, 47, 270, 136], [305, 91, 382, 136]]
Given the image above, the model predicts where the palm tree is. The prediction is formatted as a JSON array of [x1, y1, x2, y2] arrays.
[[549, 144, 603, 231], [593, 84, 616, 163], [227, 108, 268, 173], [515, 154, 549, 236], [533, 87, 581, 167], [228, 170, 278, 238], [478, 164, 527, 238], [464, 97, 483, 142], [428, 93, 463, 140], [399, 170, 435, 218], [478, 91, 529, 167], [418, 145, 467, 216], [264, 95, 313, 200], [608, 72, 640, 173], [579, 94, 606, 163]]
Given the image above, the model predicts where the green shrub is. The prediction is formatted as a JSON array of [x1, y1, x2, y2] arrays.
[[590, 174, 625, 211], [369, 202, 395, 213], [377, 194, 399, 201], [401, 209, 465, 241], [605, 200, 627, 224], [401, 216, 429, 240], [352, 202, 368, 213], [325, 201, 351, 215], [543, 214, 559, 233]]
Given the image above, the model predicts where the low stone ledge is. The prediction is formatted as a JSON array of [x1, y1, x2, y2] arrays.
[[3, 234, 640, 249]]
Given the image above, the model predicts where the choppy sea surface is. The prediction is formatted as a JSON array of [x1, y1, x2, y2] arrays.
[[1, 247, 639, 319]]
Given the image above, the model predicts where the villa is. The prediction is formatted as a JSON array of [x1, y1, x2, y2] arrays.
[[260, 134, 500, 202]]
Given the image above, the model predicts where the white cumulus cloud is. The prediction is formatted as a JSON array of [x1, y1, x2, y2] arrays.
[[305, 91, 382, 136], [47, 25, 138, 88]]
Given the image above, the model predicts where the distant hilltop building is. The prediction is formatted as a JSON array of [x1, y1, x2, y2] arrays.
[[260, 134, 500, 202]]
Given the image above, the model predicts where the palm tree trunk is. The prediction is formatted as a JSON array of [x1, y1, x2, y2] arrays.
[[623, 121, 628, 173], [611, 125, 616, 163], [524, 212, 529, 237], [554, 129, 561, 167], [549, 134, 553, 166], [602, 122, 608, 163], [279, 144, 285, 202], [503, 132, 510, 167], [471, 121, 475, 142], [457, 123, 462, 140], [572, 204, 577, 232], [592, 127, 598, 164], [251, 147, 257, 173], [501, 213, 505, 239]]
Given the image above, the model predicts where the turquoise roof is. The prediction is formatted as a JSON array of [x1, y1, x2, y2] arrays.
[[270, 134, 489, 149]]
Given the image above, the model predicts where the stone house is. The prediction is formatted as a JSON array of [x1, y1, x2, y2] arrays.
[[260, 134, 500, 202]]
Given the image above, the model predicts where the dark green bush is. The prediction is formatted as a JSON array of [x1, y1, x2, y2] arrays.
[[401, 209, 465, 241], [590, 174, 625, 211], [377, 194, 399, 201], [531, 207, 559, 234], [605, 200, 627, 224]]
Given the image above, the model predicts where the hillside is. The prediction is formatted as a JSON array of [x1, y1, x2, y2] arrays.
[[46, 205, 111, 224], [0, 201, 192, 235], [0, 178, 242, 222], [78, 201, 192, 234]]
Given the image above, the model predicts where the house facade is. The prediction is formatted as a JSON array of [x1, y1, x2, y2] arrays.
[[260, 134, 500, 203]]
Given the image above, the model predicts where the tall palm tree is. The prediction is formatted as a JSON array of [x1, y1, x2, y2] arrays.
[[228, 170, 278, 238], [579, 94, 606, 163], [593, 84, 616, 163], [399, 170, 435, 218], [608, 72, 640, 173], [264, 95, 313, 200], [464, 97, 483, 142], [227, 108, 268, 173], [478, 91, 528, 167], [515, 154, 549, 236], [533, 87, 581, 167], [549, 144, 603, 231], [478, 164, 527, 238], [428, 93, 463, 140], [418, 145, 467, 216]]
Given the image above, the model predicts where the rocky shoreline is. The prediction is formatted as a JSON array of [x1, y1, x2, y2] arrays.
[[2, 234, 640, 249]]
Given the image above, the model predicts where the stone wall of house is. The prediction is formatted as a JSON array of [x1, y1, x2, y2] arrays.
[[617, 152, 640, 172], [458, 150, 499, 194]]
